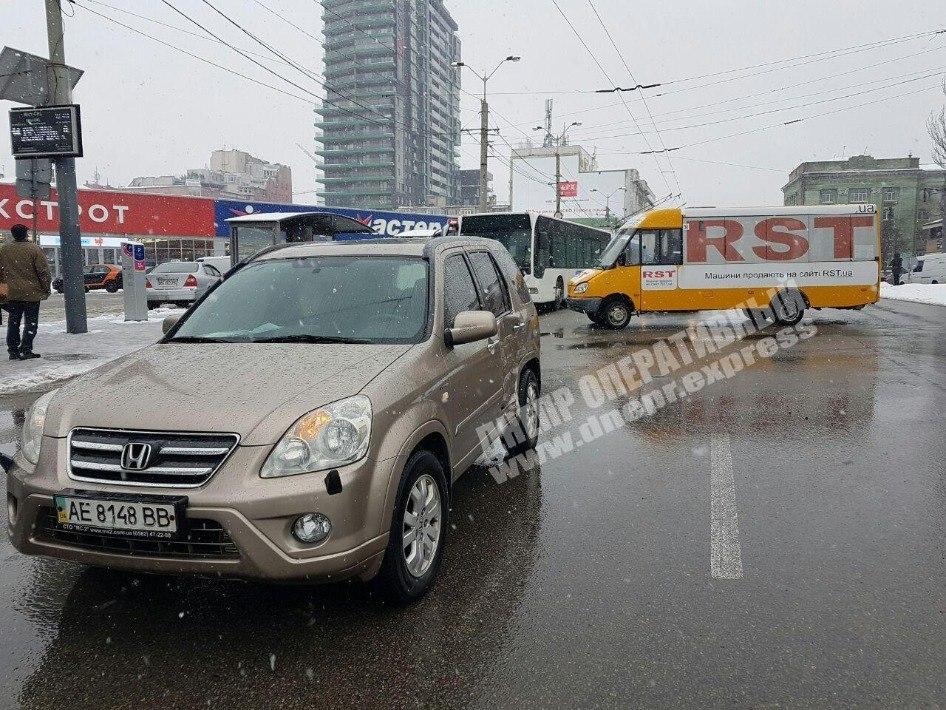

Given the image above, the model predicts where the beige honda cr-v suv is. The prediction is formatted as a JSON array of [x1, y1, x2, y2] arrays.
[[7, 236, 540, 602]]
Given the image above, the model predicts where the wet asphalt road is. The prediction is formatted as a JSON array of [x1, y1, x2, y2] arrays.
[[1, 299, 945, 709]]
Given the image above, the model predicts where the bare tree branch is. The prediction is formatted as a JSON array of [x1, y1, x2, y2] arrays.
[[929, 81, 946, 168]]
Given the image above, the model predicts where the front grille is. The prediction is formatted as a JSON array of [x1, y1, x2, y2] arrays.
[[69, 428, 239, 488], [34, 507, 240, 560]]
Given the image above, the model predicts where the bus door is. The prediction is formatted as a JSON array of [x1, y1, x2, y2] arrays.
[[639, 229, 685, 312], [600, 233, 642, 310]]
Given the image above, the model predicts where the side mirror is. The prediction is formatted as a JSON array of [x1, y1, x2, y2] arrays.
[[445, 310, 497, 347], [162, 314, 181, 335]]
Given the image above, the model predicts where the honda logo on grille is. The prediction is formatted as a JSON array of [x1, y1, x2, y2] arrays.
[[121, 443, 153, 471]]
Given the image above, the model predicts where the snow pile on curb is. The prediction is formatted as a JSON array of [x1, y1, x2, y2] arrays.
[[0, 308, 180, 396], [880, 283, 946, 307]]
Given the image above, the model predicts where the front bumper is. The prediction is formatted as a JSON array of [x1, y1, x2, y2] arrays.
[[6, 440, 393, 584], [564, 297, 603, 315]]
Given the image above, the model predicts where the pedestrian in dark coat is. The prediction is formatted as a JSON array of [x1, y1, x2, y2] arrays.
[[0, 224, 51, 360]]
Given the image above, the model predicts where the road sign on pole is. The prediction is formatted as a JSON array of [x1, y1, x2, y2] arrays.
[[0, 47, 82, 106], [14, 158, 52, 200]]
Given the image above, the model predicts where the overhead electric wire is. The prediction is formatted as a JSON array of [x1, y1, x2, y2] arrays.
[[192, 0, 393, 123], [565, 47, 946, 137], [251, 0, 321, 43], [80, 0, 324, 76], [585, 0, 681, 195], [595, 80, 943, 156], [74, 1, 314, 106], [658, 26, 946, 88], [548, 0, 675, 197], [570, 68, 946, 141]]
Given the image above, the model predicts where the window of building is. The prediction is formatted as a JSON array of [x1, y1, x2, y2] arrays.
[[819, 189, 837, 204], [882, 187, 900, 202], [785, 193, 797, 205], [918, 209, 931, 223], [849, 188, 870, 203], [923, 187, 941, 203], [882, 205, 895, 221]]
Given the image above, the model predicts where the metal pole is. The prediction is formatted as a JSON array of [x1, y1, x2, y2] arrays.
[[479, 92, 489, 211], [554, 150, 561, 216], [45, 0, 87, 333]]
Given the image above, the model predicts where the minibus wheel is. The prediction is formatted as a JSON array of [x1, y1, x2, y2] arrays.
[[771, 290, 805, 326], [601, 296, 633, 329]]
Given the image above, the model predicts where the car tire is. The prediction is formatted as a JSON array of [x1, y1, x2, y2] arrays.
[[601, 295, 633, 329], [105, 281, 119, 293], [54, 285, 64, 293], [771, 289, 805, 326], [375, 450, 449, 604], [505, 369, 540, 456], [147, 301, 160, 309], [588, 311, 606, 326]]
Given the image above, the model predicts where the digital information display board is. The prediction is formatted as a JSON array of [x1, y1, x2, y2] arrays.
[[9, 104, 82, 159]]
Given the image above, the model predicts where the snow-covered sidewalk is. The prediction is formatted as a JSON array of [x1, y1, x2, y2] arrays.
[[0, 308, 180, 396], [879, 282, 946, 307]]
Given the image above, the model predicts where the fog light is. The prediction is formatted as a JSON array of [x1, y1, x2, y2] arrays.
[[7, 494, 18, 527], [292, 513, 331, 544]]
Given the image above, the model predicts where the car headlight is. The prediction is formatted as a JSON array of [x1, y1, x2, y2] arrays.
[[574, 282, 589, 294], [22, 390, 57, 465], [261, 395, 371, 478]]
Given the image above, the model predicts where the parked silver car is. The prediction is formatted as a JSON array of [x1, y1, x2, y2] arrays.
[[146, 261, 222, 309]]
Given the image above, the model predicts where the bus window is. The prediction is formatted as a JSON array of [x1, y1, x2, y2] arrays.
[[233, 223, 278, 263], [641, 229, 683, 266], [459, 213, 533, 272]]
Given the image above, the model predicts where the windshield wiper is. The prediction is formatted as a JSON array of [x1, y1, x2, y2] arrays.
[[251, 334, 372, 344], [166, 335, 241, 343]]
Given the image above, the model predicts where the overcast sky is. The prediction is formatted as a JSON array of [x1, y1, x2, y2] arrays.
[[1, 0, 944, 208]]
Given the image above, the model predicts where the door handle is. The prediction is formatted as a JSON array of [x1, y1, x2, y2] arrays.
[[512, 320, 525, 331]]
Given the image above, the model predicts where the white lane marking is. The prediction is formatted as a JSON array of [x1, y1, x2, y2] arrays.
[[710, 434, 744, 580]]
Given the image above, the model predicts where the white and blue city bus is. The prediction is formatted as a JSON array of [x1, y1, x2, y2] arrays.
[[226, 211, 379, 266], [458, 211, 612, 306]]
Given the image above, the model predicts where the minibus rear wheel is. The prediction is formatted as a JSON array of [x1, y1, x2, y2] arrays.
[[601, 296, 633, 329], [771, 289, 805, 326]]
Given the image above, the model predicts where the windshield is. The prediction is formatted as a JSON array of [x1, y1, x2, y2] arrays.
[[460, 214, 532, 271], [154, 261, 198, 273], [598, 232, 632, 268], [171, 256, 429, 344]]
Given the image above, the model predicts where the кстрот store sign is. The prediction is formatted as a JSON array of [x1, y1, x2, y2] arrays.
[[0, 183, 215, 237]]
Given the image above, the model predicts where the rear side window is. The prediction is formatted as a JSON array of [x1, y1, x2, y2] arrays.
[[467, 251, 510, 317], [443, 255, 481, 328]]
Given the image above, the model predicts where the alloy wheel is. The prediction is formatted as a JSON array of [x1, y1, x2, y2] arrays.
[[402, 474, 442, 578]]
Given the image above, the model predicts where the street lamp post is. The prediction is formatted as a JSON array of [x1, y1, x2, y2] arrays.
[[535, 121, 581, 216], [591, 187, 627, 227], [453, 56, 520, 211]]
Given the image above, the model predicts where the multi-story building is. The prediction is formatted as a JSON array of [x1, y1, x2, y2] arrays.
[[315, 0, 461, 209], [127, 149, 292, 203], [509, 143, 654, 225], [457, 168, 492, 207], [782, 155, 946, 258]]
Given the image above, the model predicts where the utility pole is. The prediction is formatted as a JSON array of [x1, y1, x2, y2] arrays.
[[554, 151, 561, 217], [45, 0, 87, 333], [479, 96, 489, 211], [453, 55, 521, 213]]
